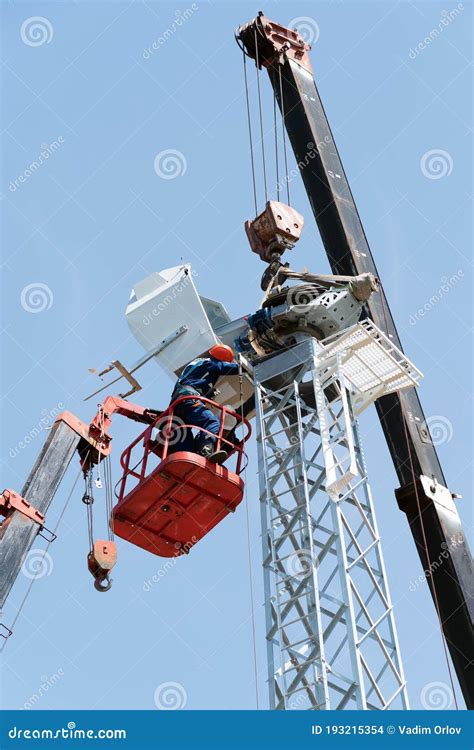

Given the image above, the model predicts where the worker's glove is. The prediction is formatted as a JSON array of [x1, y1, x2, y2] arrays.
[[144, 408, 162, 423]]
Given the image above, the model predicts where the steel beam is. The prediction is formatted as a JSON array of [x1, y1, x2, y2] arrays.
[[0, 419, 80, 611]]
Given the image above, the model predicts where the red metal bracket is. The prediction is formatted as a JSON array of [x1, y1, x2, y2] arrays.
[[88, 396, 154, 441], [0, 489, 56, 542], [236, 12, 312, 71], [56, 396, 159, 471], [0, 489, 45, 525], [55, 397, 158, 473], [56, 410, 112, 466]]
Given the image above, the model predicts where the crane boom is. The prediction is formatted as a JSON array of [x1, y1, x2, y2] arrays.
[[236, 12, 473, 707]]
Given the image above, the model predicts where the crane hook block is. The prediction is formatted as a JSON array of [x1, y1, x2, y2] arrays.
[[244, 201, 304, 263], [87, 540, 117, 593]]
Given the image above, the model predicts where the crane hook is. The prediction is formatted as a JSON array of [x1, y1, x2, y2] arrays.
[[87, 540, 117, 593], [94, 573, 113, 592]]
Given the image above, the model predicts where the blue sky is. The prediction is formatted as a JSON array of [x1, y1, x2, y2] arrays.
[[1, 0, 472, 712]]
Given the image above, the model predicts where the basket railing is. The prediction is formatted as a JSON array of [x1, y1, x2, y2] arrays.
[[116, 395, 251, 503]]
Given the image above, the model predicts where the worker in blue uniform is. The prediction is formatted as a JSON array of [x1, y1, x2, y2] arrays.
[[169, 343, 239, 463]]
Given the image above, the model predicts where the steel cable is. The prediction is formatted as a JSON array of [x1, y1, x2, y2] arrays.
[[254, 29, 268, 205], [239, 358, 260, 709], [0, 468, 83, 652], [243, 49, 258, 217]]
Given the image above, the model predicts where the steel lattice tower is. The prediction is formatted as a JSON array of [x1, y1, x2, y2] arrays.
[[254, 326, 416, 710]]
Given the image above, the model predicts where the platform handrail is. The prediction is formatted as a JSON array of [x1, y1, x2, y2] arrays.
[[117, 395, 251, 504], [160, 394, 251, 459]]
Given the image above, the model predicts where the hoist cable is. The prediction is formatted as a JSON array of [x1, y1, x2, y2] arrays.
[[238, 358, 259, 709], [254, 29, 268, 205], [270, 67, 281, 201], [273, 84, 280, 200], [105, 456, 115, 541], [243, 49, 258, 217], [278, 66, 291, 206], [92, 404, 115, 542], [0, 467, 83, 652], [84, 469, 94, 552]]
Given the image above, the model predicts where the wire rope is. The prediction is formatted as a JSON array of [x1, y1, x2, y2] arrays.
[[0, 468, 83, 652], [238, 358, 260, 709], [243, 49, 258, 217]]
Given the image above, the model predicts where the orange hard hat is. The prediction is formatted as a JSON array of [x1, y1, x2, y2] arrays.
[[209, 343, 234, 362]]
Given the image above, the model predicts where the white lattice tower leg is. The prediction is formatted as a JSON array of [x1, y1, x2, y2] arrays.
[[254, 340, 409, 711]]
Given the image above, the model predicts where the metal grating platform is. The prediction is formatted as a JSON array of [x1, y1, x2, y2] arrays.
[[319, 320, 423, 415]]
